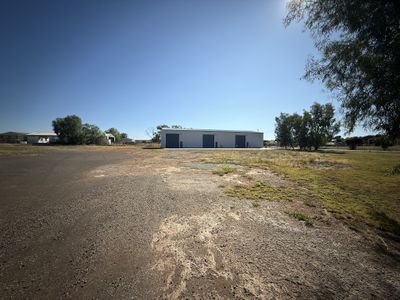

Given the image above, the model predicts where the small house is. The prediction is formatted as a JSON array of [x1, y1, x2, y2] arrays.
[[26, 132, 58, 144]]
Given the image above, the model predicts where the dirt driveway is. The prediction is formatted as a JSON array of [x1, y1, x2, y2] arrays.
[[0, 147, 399, 299]]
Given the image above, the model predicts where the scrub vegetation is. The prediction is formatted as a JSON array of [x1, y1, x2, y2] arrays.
[[212, 165, 235, 176], [202, 149, 400, 235], [286, 211, 314, 226], [225, 181, 306, 202]]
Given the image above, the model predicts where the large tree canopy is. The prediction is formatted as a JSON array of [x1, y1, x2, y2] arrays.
[[52, 115, 108, 145], [82, 124, 106, 145], [52, 115, 83, 145], [275, 102, 340, 150], [284, 0, 400, 138]]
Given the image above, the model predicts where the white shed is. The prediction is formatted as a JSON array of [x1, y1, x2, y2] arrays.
[[160, 128, 263, 148], [105, 133, 115, 144], [26, 132, 59, 144]]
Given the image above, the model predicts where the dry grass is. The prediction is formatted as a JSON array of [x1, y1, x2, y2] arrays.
[[212, 165, 235, 176], [202, 149, 400, 235]]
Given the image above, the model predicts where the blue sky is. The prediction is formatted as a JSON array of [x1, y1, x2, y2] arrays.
[[0, 0, 373, 139]]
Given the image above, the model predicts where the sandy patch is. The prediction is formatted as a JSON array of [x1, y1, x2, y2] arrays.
[[151, 208, 291, 299]]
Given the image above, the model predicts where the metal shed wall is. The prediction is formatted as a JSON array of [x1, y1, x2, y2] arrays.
[[160, 129, 263, 148]]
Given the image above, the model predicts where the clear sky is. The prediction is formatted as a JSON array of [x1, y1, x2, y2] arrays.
[[0, 0, 373, 139]]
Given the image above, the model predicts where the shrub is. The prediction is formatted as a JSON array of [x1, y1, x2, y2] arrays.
[[345, 137, 363, 150], [287, 211, 313, 226], [375, 136, 394, 150], [212, 165, 234, 176]]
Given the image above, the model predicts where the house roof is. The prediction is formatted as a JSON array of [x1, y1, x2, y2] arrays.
[[160, 128, 263, 134], [27, 132, 58, 136], [105, 133, 115, 138], [0, 131, 27, 135]]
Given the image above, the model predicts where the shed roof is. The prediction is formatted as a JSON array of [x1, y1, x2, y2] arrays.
[[0, 131, 27, 135], [27, 132, 58, 136], [160, 128, 263, 134]]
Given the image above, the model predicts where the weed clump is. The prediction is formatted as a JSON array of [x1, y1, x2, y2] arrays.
[[287, 211, 313, 226], [226, 181, 290, 201], [386, 164, 400, 176], [212, 165, 234, 176]]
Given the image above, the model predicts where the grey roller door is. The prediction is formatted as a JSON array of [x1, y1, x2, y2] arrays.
[[202, 134, 214, 148], [235, 135, 246, 148], [166, 134, 179, 148]]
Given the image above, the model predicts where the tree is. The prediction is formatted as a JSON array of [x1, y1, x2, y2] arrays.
[[375, 135, 394, 150], [148, 124, 183, 143], [309, 103, 340, 150], [346, 136, 363, 150], [274, 103, 340, 150], [82, 124, 107, 145], [275, 113, 293, 148], [289, 113, 303, 148], [106, 128, 122, 143], [284, 0, 400, 139], [151, 125, 169, 142], [121, 133, 128, 139], [52, 115, 83, 145], [298, 111, 312, 150]]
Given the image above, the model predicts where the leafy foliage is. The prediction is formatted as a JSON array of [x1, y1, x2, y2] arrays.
[[275, 113, 294, 148], [375, 135, 394, 150], [309, 102, 340, 150], [150, 125, 169, 143], [82, 124, 107, 145], [345, 137, 363, 150], [151, 125, 182, 142], [285, 0, 400, 138], [275, 102, 340, 150], [52, 115, 83, 145], [52, 115, 108, 145]]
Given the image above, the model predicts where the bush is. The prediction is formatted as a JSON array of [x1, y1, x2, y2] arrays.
[[345, 137, 363, 150], [287, 211, 313, 226], [375, 136, 394, 150], [212, 165, 234, 176]]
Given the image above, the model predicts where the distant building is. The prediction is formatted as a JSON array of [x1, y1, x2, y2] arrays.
[[105, 133, 115, 144], [121, 137, 134, 144], [26, 132, 58, 144], [0, 132, 27, 143], [160, 128, 264, 148], [134, 139, 151, 144]]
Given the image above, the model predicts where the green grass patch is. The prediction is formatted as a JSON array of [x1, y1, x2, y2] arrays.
[[226, 181, 300, 201], [212, 165, 235, 176], [202, 149, 400, 235]]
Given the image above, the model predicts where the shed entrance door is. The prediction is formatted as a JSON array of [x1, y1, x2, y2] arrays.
[[235, 135, 246, 148], [166, 134, 180, 148], [202, 134, 215, 148]]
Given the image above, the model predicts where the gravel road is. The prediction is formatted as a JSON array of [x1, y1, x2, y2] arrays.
[[0, 147, 399, 299]]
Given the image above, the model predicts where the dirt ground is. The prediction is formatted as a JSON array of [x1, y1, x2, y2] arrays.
[[0, 146, 399, 299]]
